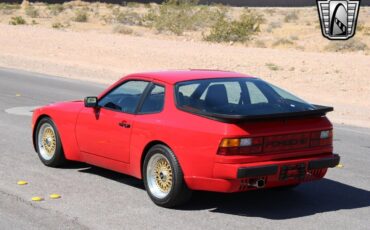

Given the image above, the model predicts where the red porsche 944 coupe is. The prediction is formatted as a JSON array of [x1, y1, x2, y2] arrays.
[[32, 70, 340, 207]]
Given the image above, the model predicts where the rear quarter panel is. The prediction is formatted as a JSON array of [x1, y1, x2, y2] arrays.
[[129, 82, 227, 179]]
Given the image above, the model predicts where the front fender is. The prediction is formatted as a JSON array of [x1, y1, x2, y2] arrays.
[[31, 101, 84, 161]]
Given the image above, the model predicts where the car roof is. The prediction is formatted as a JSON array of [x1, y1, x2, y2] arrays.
[[124, 70, 255, 84]]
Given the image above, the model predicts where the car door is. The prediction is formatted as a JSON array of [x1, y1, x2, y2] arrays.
[[76, 80, 150, 163]]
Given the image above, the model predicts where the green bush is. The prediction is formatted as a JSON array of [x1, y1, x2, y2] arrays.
[[0, 3, 20, 10], [48, 4, 64, 16], [74, 10, 88, 22], [125, 2, 142, 8], [144, 2, 195, 35], [52, 22, 64, 29], [9, 16, 26, 25], [324, 39, 368, 52], [0, 3, 21, 15], [25, 5, 39, 18], [265, 62, 281, 71], [143, 0, 226, 35], [113, 8, 142, 26], [113, 24, 134, 34], [204, 11, 264, 43]]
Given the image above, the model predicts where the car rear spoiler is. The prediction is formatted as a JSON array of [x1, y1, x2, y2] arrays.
[[179, 105, 333, 123]]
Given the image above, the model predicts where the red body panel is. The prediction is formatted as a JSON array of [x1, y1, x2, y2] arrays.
[[32, 70, 337, 192]]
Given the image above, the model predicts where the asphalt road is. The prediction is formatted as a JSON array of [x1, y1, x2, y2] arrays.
[[0, 67, 369, 230]]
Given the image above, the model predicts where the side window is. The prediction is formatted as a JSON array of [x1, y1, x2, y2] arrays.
[[140, 84, 165, 114], [246, 82, 268, 104], [178, 83, 199, 97], [200, 82, 241, 104], [98, 80, 149, 113]]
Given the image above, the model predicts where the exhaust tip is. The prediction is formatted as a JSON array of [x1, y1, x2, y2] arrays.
[[248, 178, 266, 189], [257, 179, 265, 188]]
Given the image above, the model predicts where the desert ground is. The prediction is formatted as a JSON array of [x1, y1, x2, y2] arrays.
[[0, 1, 369, 127]]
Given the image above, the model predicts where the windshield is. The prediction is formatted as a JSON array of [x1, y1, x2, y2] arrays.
[[175, 78, 316, 116]]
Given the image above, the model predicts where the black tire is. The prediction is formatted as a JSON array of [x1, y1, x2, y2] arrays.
[[143, 144, 192, 208], [34, 117, 66, 167]]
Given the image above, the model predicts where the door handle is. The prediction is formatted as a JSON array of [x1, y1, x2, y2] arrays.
[[118, 121, 131, 128]]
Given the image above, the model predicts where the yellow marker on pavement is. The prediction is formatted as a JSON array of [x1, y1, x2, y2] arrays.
[[31, 196, 43, 202], [336, 164, 344, 168], [49, 194, 61, 199], [17, 180, 28, 185], [16, 93, 21, 97]]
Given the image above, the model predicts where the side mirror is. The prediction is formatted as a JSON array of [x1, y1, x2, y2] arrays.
[[84, 96, 99, 108]]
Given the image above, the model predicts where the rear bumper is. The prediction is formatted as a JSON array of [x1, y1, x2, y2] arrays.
[[185, 153, 340, 192], [237, 154, 340, 178]]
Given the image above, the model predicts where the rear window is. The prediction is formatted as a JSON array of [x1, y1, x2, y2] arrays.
[[175, 78, 316, 116]]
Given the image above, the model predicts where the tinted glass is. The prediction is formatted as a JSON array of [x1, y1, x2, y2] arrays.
[[175, 78, 315, 116], [140, 85, 165, 113], [99, 81, 149, 113]]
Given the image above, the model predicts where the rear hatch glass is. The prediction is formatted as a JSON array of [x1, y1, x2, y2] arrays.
[[175, 78, 332, 122]]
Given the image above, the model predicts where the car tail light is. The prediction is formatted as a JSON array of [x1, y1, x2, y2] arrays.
[[217, 137, 263, 155], [217, 129, 332, 156], [310, 130, 333, 147]]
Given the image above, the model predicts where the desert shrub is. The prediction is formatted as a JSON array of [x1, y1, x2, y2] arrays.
[[266, 21, 281, 32], [113, 24, 134, 34], [361, 26, 370, 36], [74, 10, 88, 22], [284, 11, 299, 22], [48, 4, 64, 16], [143, 0, 226, 35], [265, 8, 276, 16], [0, 3, 20, 10], [190, 5, 227, 30], [52, 22, 64, 29], [356, 23, 365, 31], [254, 40, 266, 48], [289, 35, 299, 40], [166, 0, 199, 4], [112, 8, 142, 26], [143, 1, 196, 35], [9, 16, 26, 25], [0, 3, 20, 14], [125, 2, 141, 8], [106, 4, 115, 9], [324, 39, 368, 52], [25, 5, 39, 18], [272, 38, 294, 47], [204, 11, 264, 43], [265, 63, 281, 71]]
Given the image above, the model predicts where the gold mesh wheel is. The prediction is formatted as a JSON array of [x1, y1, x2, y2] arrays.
[[154, 158, 173, 193], [147, 153, 173, 199], [38, 123, 57, 160]]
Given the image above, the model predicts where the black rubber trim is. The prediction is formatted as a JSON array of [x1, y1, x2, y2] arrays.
[[237, 165, 278, 178], [308, 154, 340, 170]]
